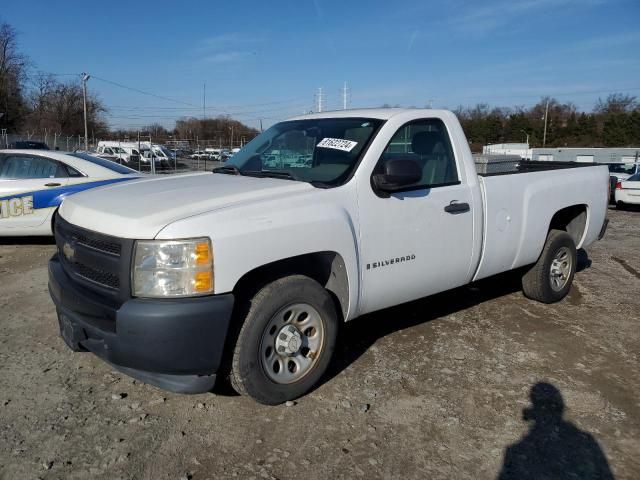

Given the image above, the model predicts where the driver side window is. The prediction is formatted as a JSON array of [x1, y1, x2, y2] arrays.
[[377, 118, 459, 188]]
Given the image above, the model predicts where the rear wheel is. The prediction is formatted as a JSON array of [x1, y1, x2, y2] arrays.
[[229, 275, 338, 405], [522, 229, 576, 303]]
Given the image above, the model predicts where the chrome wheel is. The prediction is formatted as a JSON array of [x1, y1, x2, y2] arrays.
[[550, 247, 572, 292], [260, 303, 325, 384]]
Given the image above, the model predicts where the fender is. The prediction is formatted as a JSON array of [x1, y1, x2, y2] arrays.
[[156, 186, 362, 320]]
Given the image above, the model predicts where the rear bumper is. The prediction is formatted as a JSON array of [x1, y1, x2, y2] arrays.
[[615, 190, 640, 205], [48, 254, 234, 393]]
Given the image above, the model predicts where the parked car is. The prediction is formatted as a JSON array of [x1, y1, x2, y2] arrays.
[[8, 140, 49, 150], [48, 109, 609, 404], [190, 150, 208, 159], [606, 162, 640, 203], [0, 150, 141, 236], [615, 172, 640, 208]]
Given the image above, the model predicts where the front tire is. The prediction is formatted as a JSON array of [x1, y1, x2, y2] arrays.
[[229, 275, 338, 405], [522, 229, 577, 304]]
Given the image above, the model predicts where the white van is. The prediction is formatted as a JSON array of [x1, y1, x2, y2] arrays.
[[101, 142, 173, 170], [96, 142, 134, 164]]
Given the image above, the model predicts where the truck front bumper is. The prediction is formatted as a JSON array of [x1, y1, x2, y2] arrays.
[[48, 254, 234, 394]]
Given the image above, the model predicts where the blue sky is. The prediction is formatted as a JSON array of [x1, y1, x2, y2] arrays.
[[3, 0, 639, 129]]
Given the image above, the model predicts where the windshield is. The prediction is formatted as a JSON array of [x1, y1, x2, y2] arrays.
[[70, 152, 138, 174], [608, 163, 637, 174], [628, 173, 640, 182], [155, 146, 172, 158], [224, 117, 383, 186]]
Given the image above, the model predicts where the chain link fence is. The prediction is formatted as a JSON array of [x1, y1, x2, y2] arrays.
[[0, 131, 227, 174]]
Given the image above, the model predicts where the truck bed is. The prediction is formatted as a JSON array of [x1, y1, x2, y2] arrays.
[[472, 163, 609, 281]]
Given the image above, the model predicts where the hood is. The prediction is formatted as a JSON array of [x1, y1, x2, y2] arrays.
[[59, 172, 314, 238]]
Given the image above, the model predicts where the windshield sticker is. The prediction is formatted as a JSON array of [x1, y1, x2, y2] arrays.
[[317, 138, 358, 152]]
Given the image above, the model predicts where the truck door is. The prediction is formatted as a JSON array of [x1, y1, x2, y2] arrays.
[[357, 118, 475, 314]]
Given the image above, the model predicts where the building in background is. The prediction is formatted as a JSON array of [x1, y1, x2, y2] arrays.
[[482, 144, 640, 164], [483, 143, 532, 160], [531, 148, 640, 163]]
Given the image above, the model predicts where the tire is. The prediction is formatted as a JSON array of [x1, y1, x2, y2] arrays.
[[229, 275, 338, 405], [616, 201, 625, 210], [522, 229, 577, 304]]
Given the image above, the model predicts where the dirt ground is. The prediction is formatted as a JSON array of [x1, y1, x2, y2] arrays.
[[1, 207, 639, 480]]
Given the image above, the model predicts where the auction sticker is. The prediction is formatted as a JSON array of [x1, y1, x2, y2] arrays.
[[317, 138, 358, 152]]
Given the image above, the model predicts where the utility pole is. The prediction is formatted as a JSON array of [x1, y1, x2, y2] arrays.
[[542, 100, 549, 148], [149, 134, 155, 175], [342, 81, 349, 110], [316, 87, 324, 112], [203, 83, 206, 121], [259, 119, 263, 133], [81, 73, 90, 151]]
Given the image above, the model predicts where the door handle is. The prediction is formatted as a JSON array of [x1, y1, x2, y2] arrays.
[[444, 201, 470, 214], [44, 182, 62, 187]]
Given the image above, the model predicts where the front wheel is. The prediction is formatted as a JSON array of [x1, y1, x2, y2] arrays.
[[229, 275, 338, 405], [522, 229, 577, 303]]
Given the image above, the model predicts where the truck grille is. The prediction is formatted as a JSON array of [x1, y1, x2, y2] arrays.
[[73, 263, 120, 289], [54, 216, 134, 302], [74, 232, 121, 256]]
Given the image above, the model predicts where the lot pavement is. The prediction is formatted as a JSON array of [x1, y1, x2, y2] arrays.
[[0, 208, 639, 479]]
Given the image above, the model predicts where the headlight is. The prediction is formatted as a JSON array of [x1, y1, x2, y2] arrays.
[[132, 238, 213, 298]]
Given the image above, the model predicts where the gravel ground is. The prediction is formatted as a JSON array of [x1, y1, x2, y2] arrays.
[[0, 207, 638, 480]]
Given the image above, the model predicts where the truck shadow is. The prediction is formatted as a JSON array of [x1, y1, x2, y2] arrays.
[[321, 249, 591, 390], [497, 382, 614, 480]]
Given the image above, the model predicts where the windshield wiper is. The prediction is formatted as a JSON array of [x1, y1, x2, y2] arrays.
[[243, 169, 299, 181], [212, 165, 242, 175]]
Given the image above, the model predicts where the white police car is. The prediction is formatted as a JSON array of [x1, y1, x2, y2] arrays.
[[0, 150, 141, 236]]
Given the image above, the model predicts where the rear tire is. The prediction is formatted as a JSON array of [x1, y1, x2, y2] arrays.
[[229, 275, 338, 405], [616, 201, 625, 210], [522, 229, 576, 304]]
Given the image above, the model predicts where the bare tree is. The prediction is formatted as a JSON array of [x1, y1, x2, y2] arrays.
[[594, 94, 637, 115], [0, 21, 29, 130], [24, 75, 108, 137]]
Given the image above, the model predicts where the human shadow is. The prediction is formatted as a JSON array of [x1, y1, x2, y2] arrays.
[[498, 382, 614, 480]]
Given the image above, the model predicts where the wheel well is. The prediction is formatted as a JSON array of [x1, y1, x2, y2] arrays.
[[51, 207, 59, 235], [232, 252, 349, 320], [548, 204, 587, 246]]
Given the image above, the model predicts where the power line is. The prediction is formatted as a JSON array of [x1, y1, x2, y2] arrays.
[[91, 75, 199, 107]]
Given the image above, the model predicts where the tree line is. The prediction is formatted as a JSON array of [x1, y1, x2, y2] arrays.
[[453, 95, 640, 151]]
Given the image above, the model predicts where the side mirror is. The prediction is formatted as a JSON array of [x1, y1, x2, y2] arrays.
[[372, 158, 422, 194]]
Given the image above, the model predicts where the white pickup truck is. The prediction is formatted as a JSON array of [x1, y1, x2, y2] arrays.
[[48, 109, 609, 404]]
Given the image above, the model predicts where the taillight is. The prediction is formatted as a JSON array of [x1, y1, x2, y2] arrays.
[[616, 181, 622, 190]]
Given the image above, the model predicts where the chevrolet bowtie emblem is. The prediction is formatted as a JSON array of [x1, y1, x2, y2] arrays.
[[63, 242, 76, 261]]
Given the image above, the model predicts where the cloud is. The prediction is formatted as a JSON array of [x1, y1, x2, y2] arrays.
[[202, 51, 254, 64], [407, 30, 419, 51], [196, 33, 264, 64], [451, 0, 606, 35]]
